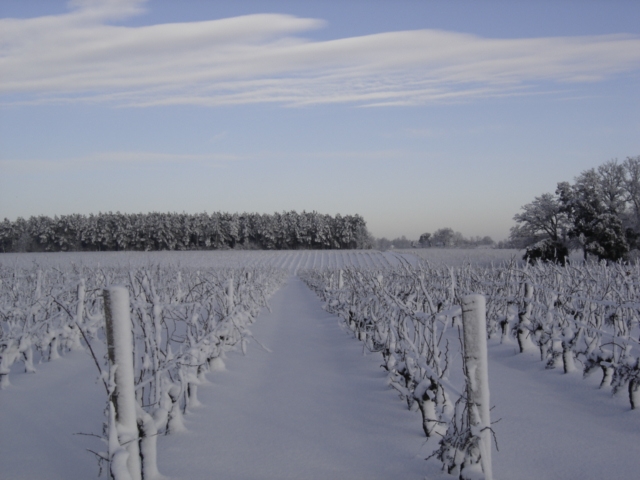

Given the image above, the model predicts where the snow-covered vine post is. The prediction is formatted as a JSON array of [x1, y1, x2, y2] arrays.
[[517, 283, 534, 353], [226, 275, 235, 316], [461, 294, 493, 480], [104, 286, 142, 480]]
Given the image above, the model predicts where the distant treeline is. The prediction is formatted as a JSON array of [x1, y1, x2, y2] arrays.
[[375, 228, 495, 250], [0, 211, 373, 253], [510, 155, 640, 263]]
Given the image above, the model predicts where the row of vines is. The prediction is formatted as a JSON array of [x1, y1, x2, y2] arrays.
[[3, 256, 639, 480], [301, 258, 640, 480], [301, 266, 494, 479], [0, 263, 286, 479]]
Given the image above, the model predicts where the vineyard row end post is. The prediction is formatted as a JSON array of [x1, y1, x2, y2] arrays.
[[462, 294, 493, 480], [104, 286, 142, 480]]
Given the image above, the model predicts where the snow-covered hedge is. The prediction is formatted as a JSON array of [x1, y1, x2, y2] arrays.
[[0, 263, 286, 478], [300, 265, 495, 479], [301, 259, 640, 478]]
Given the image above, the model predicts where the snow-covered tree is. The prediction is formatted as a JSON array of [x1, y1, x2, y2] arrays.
[[557, 171, 629, 261], [511, 193, 570, 263], [0, 211, 373, 253], [512, 193, 568, 244], [513, 156, 639, 262], [622, 156, 640, 236], [418, 232, 431, 247], [432, 228, 455, 247]]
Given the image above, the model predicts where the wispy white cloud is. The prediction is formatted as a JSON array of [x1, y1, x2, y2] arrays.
[[405, 124, 505, 139], [0, 151, 246, 173], [1, 0, 639, 107], [210, 131, 228, 143], [0, 148, 416, 174], [274, 150, 414, 162]]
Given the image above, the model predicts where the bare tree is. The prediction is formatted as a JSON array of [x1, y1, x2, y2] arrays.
[[418, 232, 431, 247], [511, 193, 569, 245], [623, 156, 640, 231], [594, 160, 627, 216], [557, 169, 629, 261], [432, 228, 455, 247]]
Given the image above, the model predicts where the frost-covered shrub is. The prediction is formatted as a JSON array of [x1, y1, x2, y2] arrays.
[[523, 239, 568, 265], [301, 266, 495, 479], [0, 262, 287, 478]]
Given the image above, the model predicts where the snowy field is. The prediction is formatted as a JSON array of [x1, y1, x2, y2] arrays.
[[1, 249, 639, 480], [0, 249, 409, 273], [394, 248, 592, 267], [394, 248, 524, 267]]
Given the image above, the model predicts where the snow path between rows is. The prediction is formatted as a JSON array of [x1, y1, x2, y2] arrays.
[[487, 341, 640, 480], [1, 274, 639, 479], [156, 276, 428, 479], [158, 275, 640, 480], [0, 349, 105, 479]]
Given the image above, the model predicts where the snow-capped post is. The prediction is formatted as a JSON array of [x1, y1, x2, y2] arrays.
[[136, 404, 160, 479], [66, 278, 85, 351], [630, 369, 640, 410], [449, 266, 456, 302], [226, 275, 235, 316], [103, 286, 142, 480], [517, 283, 534, 353], [0, 340, 19, 389], [461, 294, 493, 480], [76, 278, 85, 325]]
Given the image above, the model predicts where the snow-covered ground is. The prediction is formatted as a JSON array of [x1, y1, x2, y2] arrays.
[[395, 247, 587, 267], [394, 248, 524, 267], [1, 250, 639, 479], [155, 276, 427, 480], [487, 340, 640, 480], [0, 348, 105, 479], [0, 249, 407, 273]]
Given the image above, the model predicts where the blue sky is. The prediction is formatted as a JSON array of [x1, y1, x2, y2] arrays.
[[1, 0, 639, 241]]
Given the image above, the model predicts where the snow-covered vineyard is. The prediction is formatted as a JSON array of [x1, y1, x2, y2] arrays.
[[1, 249, 639, 480], [0, 248, 415, 272]]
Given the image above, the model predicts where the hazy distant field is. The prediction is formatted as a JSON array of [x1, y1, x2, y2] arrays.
[[0, 249, 407, 273], [394, 248, 524, 267], [2, 246, 639, 480], [0, 247, 589, 273], [396, 247, 594, 267]]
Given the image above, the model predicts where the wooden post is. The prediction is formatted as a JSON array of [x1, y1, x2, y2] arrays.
[[462, 294, 493, 480], [104, 286, 142, 480], [226, 276, 235, 316], [517, 283, 534, 353]]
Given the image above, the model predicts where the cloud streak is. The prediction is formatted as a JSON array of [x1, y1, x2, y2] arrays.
[[0, 149, 418, 174], [0, 151, 246, 173], [2, 0, 639, 107]]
